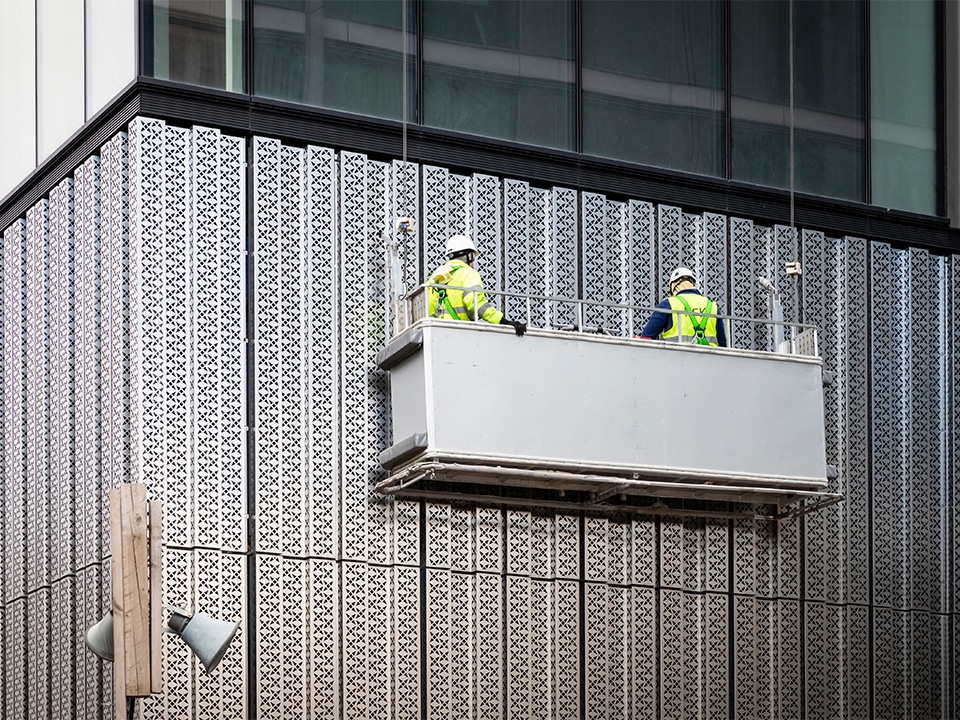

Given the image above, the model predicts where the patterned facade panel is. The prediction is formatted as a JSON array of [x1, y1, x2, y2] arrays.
[[305, 145, 340, 561], [728, 217, 758, 350], [550, 187, 579, 328], [656, 206, 683, 293], [955, 256, 960, 616], [253, 136, 291, 557], [733, 595, 759, 720], [427, 502, 452, 570], [139, 546, 195, 720], [528, 579, 552, 720], [660, 590, 727, 719], [340, 560, 369, 719], [910, 611, 945, 720], [25, 200, 51, 594], [503, 179, 531, 323], [607, 201, 631, 334], [475, 571, 505, 720], [4, 220, 26, 602], [389, 499, 419, 568], [908, 249, 947, 614], [393, 564, 420, 720], [555, 579, 581, 720], [148, 123, 193, 551], [661, 517, 728, 593], [421, 165, 450, 285], [472, 175, 503, 293], [772, 225, 800, 335], [580, 192, 610, 330], [870, 242, 911, 610], [702, 213, 728, 313], [801, 231, 844, 604], [75, 564, 105, 720], [27, 588, 51, 719], [194, 550, 247, 719], [4, 599, 27, 720], [585, 516, 610, 584], [256, 554, 308, 718], [50, 578, 76, 720], [364, 162, 392, 566], [475, 507, 504, 574], [192, 129, 246, 554], [873, 608, 909, 719], [506, 575, 532, 719], [392, 160, 420, 293], [506, 510, 531, 577], [804, 602, 844, 720], [554, 513, 580, 581], [584, 582, 610, 720], [364, 564, 393, 719], [447, 503, 474, 574], [309, 558, 340, 719], [48, 178, 76, 584], [526, 187, 551, 331], [338, 151, 371, 563], [631, 516, 657, 588], [777, 516, 801, 599], [529, 513, 552, 579], [631, 586, 657, 720], [99, 131, 131, 495], [842, 236, 870, 606], [844, 604, 871, 719], [427, 568, 452, 719], [777, 600, 802, 719], [447, 571, 474, 720]]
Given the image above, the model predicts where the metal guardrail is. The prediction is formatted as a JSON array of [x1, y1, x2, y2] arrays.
[[393, 283, 819, 356]]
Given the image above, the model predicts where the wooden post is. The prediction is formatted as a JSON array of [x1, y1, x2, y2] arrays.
[[110, 482, 161, 719]]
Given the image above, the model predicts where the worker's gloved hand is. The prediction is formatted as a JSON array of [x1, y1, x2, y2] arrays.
[[500, 317, 527, 337]]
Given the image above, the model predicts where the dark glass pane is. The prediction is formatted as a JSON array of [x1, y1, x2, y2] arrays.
[[732, 120, 862, 199], [731, 0, 864, 201], [254, 0, 414, 121], [145, 0, 243, 92], [582, 0, 723, 175], [422, 0, 574, 150], [871, 0, 936, 215]]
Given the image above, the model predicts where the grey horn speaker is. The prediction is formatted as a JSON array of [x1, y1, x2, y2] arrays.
[[167, 609, 240, 674], [84, 611, 114, 662]]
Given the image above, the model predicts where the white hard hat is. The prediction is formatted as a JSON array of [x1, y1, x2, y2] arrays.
[[669, 266, 696, 286], [445, 234, 478, 258]]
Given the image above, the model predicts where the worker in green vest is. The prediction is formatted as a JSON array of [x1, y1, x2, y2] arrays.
[[640, 267, 727, 346], [427, 234, 526, 336]]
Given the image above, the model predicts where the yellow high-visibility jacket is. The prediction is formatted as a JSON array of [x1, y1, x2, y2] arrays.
[[663, 293, 719, 346], [427, 261, 504, 324]]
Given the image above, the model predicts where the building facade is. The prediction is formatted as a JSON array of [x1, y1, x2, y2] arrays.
[[1, 1, 958, 719]]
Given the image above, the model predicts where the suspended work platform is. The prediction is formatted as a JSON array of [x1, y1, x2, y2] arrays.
[[376, 291, 841, 520]]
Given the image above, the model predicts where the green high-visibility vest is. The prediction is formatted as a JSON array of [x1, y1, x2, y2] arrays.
[[427, 261, 504, 325], [663, 293, 719, 346]]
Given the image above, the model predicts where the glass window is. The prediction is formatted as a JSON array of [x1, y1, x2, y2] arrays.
[[731, 0, 864, 201], [254, 0, 413, 122], [145, 0, 243, 93], [582, 0, 723, 176], [871, 0, 937, 215], [423, 0, 574, 150]]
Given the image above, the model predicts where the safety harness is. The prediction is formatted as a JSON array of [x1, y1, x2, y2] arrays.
[[674, 294, 716, 346]]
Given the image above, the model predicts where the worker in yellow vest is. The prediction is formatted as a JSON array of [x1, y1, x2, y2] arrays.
[[427, 234, 526, 336], [640, 267, 727, 346]]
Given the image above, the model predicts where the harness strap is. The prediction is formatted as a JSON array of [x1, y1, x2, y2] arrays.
[[675, 295, 715, 345]]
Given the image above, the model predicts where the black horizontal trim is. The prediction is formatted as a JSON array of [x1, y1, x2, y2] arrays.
[[3, 78, 959, 255]]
